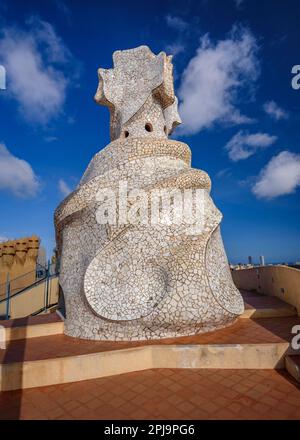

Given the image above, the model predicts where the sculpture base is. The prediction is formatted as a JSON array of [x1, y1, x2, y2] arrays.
[[63, 316, 237, 342]]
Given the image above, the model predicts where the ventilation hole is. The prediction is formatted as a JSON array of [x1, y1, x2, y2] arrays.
[[145, 123, 153, 132], [164, 125, 167, 134], [124, 130, 129, 138]]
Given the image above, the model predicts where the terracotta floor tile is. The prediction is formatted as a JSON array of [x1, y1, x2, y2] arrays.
[[176, 401, 195, 414], [286, 396, 300, 407], [166, 394, 184, 406], [253, 402, 272, 414], [234, 395, 255, 407], [130, 394, 149, 406], [62, 399, 81, 412], [260, 395, 281, 408], [1, 367, 300, 420], [166, 382, 183, 392], [212, 408, 237, 419]]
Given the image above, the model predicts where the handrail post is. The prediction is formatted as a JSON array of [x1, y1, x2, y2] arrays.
[[44, 260, 50, 312], [5, 273, 10, 320]]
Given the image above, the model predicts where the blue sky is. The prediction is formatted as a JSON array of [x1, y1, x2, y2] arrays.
[[0, 0, 299, 264]]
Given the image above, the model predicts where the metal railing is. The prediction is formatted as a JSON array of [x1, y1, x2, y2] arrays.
[[0, 263, 47, 301], [0, 262, 59, 320]]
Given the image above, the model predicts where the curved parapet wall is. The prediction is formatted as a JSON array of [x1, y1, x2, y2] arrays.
[[55, 46, 244, 341], [232, 265, 300, 317]]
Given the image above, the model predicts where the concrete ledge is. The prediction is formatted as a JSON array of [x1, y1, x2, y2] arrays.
[[0, 346, 153, 391], [285, 355, 300, 383], [241, 305, 296, 319], [1, 313, 64, 342], [151, 343, 290, 370], [0, 342, 291, 391], [4, 321, 64, 342]]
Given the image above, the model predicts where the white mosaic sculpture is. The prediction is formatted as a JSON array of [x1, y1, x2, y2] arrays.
[[55, 46, 244, 341]]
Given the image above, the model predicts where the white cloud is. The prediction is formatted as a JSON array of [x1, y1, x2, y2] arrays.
[[53, 0, 72, 19], [29, 17, 72, 64], [216, 168, 231, 179], [234, 0, 244, 9], [58, 179, 72, 197], [165, 15, 188, 32], [0, 143, 40, 197], [253, 151, 300, 199], [44, 136, 58, 142], [0, 237, 8, 243], [0, 17, 76, 124], [225, 131, 277, 161], [263, 100, 289, 120], [165, 42, 185, 57], [177, 26, 259, 136]]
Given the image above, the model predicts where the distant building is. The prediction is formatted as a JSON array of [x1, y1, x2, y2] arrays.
[[37, 246, 47, 268], [260, 255, 265, 266], [0, 236, 40, 297]]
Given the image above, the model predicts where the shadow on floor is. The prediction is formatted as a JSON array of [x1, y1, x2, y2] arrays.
[[0, 316, 29, 420]]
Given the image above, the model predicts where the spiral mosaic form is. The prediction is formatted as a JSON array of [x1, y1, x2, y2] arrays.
[[55, 46, 244, 340]]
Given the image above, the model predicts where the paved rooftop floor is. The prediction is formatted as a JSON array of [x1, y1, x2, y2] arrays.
[[0, 368, 299, 420], [242, 289, 296, 311], [0, 291, 299, 419]]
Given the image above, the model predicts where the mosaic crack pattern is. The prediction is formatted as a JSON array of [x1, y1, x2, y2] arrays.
[[54, 46, 244, 341]]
